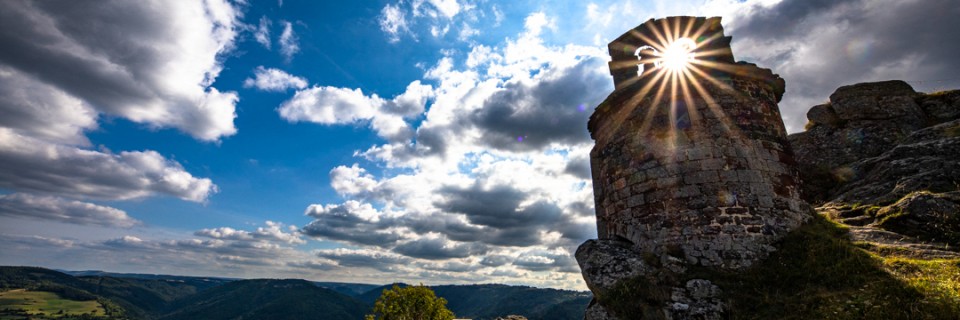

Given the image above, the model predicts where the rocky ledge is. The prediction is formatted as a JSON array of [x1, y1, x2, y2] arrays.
[[789, 80, 960, 254]]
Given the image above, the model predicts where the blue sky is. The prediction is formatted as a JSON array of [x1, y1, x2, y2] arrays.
[[1, 0, 958, 289]]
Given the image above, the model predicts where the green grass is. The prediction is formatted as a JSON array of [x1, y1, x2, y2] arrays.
[[601, 215, 960, 319], [688, 215, 960, 319], [0, 289, 105, 319]]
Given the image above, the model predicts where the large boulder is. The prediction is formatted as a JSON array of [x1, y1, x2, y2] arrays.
[[575, 239, 651, 298], [829, 80, 923, 122], [805, 103, 841, 127], [787, 81, 958, 203]]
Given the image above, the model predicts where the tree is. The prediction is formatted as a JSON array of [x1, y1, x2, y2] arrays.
[[366, 284, 455, 320]]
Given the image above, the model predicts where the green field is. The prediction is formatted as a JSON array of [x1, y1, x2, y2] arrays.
[[0, 289, 105, 319]]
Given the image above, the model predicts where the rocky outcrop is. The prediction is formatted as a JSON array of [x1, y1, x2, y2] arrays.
[[788, 80, 960, 253]]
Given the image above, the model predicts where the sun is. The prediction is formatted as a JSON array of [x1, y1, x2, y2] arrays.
[[660, 38, 696, 71]]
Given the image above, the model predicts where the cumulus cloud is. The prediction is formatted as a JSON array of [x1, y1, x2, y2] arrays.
[[301, 200, 404, 246], [294, 13, 605, 288], [328, 164, 380, 196], [0, 66, 97, 145], [316, 248, 411, 272], [0, 193, 139, 227], [195, 221, 305, 244], [393, 235, 488, 260], [0, 129, 217, 202], [279, 20, 299, 61], [243, 66, 308, 92], [278, 81, 434, 142], [0, 0, 241, 141]]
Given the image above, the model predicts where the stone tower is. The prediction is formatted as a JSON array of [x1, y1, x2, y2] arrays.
[[577, 16, 813, 319]]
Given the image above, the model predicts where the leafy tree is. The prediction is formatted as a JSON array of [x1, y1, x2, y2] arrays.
[[366, 284, 455, 320]]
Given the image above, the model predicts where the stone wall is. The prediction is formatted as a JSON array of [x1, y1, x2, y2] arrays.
[[587, 17, 810, 270]]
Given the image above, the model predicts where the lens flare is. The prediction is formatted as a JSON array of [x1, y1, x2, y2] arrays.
[[661, 38, 696, 71]]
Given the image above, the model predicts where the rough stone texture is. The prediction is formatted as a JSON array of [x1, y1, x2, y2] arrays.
[[829, 119, 960, 206], [576, 239, 650, 298], [805, 103, 841, 127], [494, 316, 528, 320], [919, 90, 960, 123], [589, 17, 811, 270], [875, 191, 960, 243], [666, 280, 724, 320], [789, 82, 960, 257], [577, 16, 813, 320], [584, 299, 619, 320], [787, 83, 960, 204], [829, 80, 924, 122]]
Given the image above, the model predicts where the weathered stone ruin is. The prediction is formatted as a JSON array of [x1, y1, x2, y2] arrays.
[[576, 16, 814, 319]]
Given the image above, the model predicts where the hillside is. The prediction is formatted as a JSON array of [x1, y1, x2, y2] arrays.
[[160, 279, 367, 320], [1, 267, 591, 320]]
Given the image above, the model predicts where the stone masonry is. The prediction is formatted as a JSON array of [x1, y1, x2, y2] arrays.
[[577, 16, 813, 319], [589, 16, 810, 269]]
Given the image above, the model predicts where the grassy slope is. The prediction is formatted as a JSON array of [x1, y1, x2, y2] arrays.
[[0, 289, 104, 317], [693, 215, 960, 319]]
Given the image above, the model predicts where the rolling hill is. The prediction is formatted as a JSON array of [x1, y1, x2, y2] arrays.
[[0, 266, 591, 320]]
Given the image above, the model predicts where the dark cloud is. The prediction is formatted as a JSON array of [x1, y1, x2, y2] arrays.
[[732, 0, 858, 39], [512, 250, 579, 273], [729, 0, 960, 131], [301, 220, 404, 246], [564, 153, 592, 179], [479, 255, 512, 267], [300, 201, 404, 247], [469, 57, 609, 151], [317, 249, 411, 272], [438, 184, 563, 229], [0, 66, 96, 145], [434, 184, 568, 247], [0, 193, 139, 227], [393, 237, 488, 260]]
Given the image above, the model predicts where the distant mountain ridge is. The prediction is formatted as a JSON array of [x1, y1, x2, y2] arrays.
[[1, 266, 590, 320]]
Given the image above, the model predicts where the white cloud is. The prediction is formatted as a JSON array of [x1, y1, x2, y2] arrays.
[[278, 81, 434, 142], [279, 86, 379, 124], [195, 221, 305, 244], [0, 193, 139, 228], [0, 128, 217, 202], [427, 0, 462, 19], [379, 3, 410, 43], [0, 0, 242, 142], [243, 66, 308, 92], [296, 12, 607, 288], [377, 0, 491, 43], [329, 164, 380, 196], [279, 20, 300, 61], [254, 16, 271, 49]]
